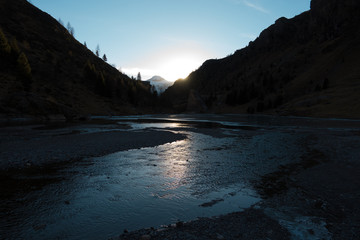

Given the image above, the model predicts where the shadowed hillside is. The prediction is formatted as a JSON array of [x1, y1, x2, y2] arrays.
[[162, 0, 360, 118], [0, 0, 157, 119]]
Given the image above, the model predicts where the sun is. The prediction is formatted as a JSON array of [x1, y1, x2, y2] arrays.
[[121, 45, 214, 82], [159, 56, 203, 82]]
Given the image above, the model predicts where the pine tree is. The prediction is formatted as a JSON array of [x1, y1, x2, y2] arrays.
[[17, 52, 32, 90], [102, 54, 107, 62], [66, 22, 74, 36], [9, 37, 21, 61], [17, 52, 31, 79], [58, 18, 64, 26], [10, 37, 20, 55], [0, 28, 11, 54], [95, 44, 100, 57]]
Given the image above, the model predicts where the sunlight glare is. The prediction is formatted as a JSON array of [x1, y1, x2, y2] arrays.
[[159, 56, 203, 82], [121, 45, 214, 82]]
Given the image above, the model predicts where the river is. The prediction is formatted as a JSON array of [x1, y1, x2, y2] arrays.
[[1, 114, 359, 239]]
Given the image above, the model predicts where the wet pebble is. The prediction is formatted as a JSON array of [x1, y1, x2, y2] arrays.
[[216, 233, 224, 239], [314, 199, 324, 209], [176, 221, 184, 228], [140, 234, 151, 240], [32, 224, 46, 231], [308, 228, 315, 235]]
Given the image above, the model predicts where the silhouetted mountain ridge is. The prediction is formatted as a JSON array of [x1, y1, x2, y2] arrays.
[[0, 0, 156, 119], [163, 0, 360, 118]]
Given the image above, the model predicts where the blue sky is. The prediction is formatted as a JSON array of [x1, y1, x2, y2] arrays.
[[31, 0, 310, 81]]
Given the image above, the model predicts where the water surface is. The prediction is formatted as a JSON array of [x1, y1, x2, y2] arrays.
[[2, 114, 359, 239]]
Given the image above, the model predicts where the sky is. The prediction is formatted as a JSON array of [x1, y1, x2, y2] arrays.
[[31, 0, 310, 82]]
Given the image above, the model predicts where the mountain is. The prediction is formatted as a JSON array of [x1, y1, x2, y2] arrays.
[[145, 76, 173, 95], [0, 0, 156, 119], [162, 0, 360, 118]]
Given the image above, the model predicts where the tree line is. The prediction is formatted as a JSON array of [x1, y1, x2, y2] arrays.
[[0, 27, 32, 90], [59, 19, 108, 64]]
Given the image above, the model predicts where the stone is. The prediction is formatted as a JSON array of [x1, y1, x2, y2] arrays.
[[140, 235, 151, 240], [216, 233, 225, 239], [32, 224, 46, 231], [176, 221, 184, 227]]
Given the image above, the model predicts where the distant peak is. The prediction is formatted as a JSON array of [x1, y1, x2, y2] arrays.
[[146, 76, 170, 83], [145, 76, 173, 95]]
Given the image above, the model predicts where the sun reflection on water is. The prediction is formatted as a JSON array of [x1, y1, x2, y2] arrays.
[[160, 139, 191, 192]]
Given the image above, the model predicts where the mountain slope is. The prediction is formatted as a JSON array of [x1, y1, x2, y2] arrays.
[[162, 0, 360, 118], [0, 0, 156, 119]]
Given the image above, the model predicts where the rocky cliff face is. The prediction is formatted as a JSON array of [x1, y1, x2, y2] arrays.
[[310, 0, 360, 38], [162, 0, 360, 118]]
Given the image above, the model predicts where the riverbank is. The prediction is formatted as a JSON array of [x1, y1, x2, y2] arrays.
[[0, 122, 186, 170]]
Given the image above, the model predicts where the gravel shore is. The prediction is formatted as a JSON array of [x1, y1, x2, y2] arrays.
[[0, 122, 186, 170]]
